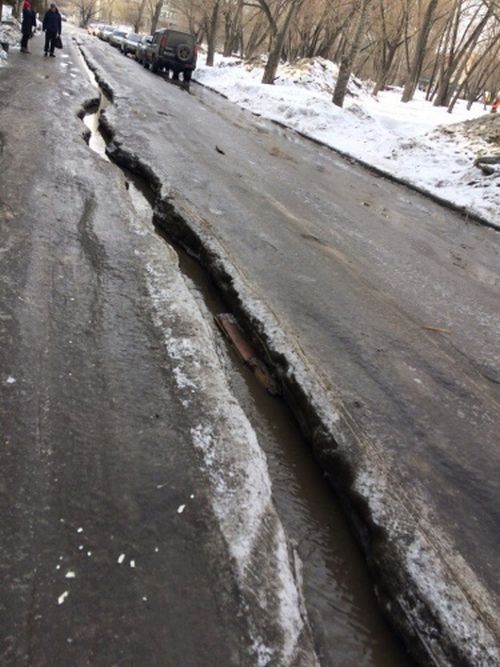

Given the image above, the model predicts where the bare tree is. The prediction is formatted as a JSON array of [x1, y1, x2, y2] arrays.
[[332, 0, 371, 106], [150, 0, 164, 32], [372, 0, 413, 95], [205, 0, 220, 64], [71, 0, 101, 27], [401, 0, 439, 101], [433, 0, 494, 106]]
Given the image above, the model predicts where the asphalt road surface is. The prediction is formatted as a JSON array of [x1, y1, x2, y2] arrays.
[[79, 33, 500, 665], [1, 27, 499, 666], [0, 40, 321, 666]]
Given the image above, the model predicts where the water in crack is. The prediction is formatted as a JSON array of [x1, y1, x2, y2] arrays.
[[83, 95, 153, 219], [83, 99, 110, 162]]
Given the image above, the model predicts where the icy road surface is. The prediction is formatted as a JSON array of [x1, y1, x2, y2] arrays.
[[0, 38, 318, 666], [80, 35, 500, 666]]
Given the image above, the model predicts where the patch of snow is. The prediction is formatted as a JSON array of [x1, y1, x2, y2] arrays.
[[172, 366, 196, 390], [57, 591, 69, 605], [251, 637, 274, 667], [406, 540, 499, 665], [65, 571, 76, 579], [117, 553, 125, 564], [5, 376, 16, 384], [194, 54, 499, 224], [176, 504, 185, 514], [130, 559, 136, 568], [0, 17, 21, 66]]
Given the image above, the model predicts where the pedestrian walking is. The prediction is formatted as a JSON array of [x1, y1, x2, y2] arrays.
[[20, 0, 36, 54], [42, 3, 62, 58]]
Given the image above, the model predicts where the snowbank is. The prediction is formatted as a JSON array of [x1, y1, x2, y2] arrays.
[[0, 16, 21, 66], [194, 55, 499, 225]]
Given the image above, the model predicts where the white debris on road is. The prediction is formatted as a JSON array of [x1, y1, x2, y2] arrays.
[[117, 553, 125, 564], [57, 591, 69, 605]]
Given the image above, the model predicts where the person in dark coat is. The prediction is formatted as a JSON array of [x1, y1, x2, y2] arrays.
[[42, 3, 62, 57], [20, 0, 36, 54]]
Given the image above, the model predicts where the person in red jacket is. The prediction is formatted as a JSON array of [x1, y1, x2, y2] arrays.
[[20, 0, 36, 54]]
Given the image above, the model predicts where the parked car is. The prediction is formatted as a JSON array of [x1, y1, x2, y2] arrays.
[[145, 29, 197, 82], [99, 25, 115, 41], [135, 35, 153, 64], [121, 32, 142, 55], [109, 29, 128, 48]]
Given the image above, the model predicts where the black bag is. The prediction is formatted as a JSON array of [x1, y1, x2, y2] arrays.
[[55, 35, 63, 49]]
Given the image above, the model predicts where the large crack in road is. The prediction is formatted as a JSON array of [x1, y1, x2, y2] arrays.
[[78, 51, 416, 666], [76, 34, 500, 667]]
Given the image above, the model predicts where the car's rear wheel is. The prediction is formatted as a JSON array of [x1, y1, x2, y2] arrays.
[[176, 43, 192, 62]]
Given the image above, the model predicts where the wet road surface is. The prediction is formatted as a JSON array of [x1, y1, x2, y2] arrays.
[[81, 49, 414, 666], [0, 41, 321, 665], [79, 34, 500, 665]]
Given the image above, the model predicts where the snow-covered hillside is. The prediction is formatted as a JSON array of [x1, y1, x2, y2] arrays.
[[195, 55, 499, 226]]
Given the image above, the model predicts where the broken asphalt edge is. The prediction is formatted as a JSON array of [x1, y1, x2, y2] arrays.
[[71, 53, 319, 664], [190, 81, 499, 233], [79, 45, 500, 667]]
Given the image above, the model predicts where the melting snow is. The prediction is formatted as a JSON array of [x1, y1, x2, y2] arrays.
[[177, 504, 185, 514], [57, 591, 69, 605], [117, 553, 125, 564]]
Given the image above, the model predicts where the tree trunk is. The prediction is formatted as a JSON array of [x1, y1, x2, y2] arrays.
[[261, 0, 299, 84], [373, 41, 401, 96], [447, 80, 464, 113], [223, 0, 242, 57], [401, 0, 438, 103], [134, 0, 147, 33], [206, 0, 220, 66], [433, 5, 492, 107], [150, 0, 164, 34], [332, 0, 370, 107]]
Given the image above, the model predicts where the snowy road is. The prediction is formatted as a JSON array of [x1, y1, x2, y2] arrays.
[[79, 35, 500, 666]]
